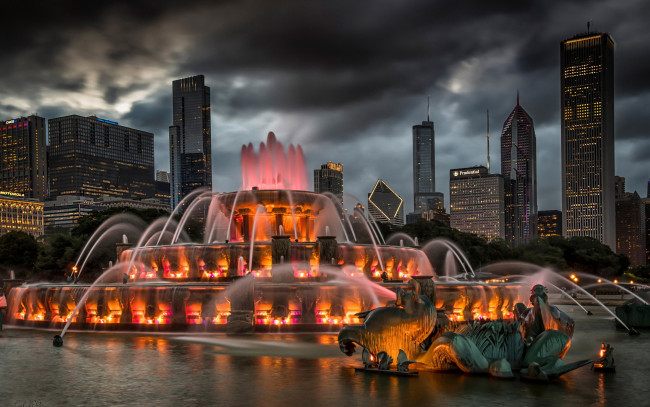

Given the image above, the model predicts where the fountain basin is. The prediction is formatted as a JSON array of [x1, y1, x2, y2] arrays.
[[5, 281, 523, 333]]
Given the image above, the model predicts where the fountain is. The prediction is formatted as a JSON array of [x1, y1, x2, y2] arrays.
[[5, 132, 524, 336]]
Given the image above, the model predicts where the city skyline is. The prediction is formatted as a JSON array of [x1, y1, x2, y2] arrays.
[[0, 1, 648, 214]]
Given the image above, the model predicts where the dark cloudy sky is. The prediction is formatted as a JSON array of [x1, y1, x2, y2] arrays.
[[1, 0, 649, 212]]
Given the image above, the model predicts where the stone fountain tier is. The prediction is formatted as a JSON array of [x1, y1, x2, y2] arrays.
[[4, 281, 524, 333], [119, 241, 433, 282]]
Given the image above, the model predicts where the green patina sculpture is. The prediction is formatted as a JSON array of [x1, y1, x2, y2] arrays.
[[338, 283, 591, 381]]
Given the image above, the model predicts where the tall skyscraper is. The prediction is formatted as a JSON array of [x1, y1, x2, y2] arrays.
[[449, 166, 504, 241], [48, 115, 155, 200], [561, 31, 615, 249], [169, 75, 212, 209], [501, 95, 537, 246], [413, 105, 443, 213], [0, 116, 47, 201], [314, 162, 343, 204], [368, 179, 404, 226]]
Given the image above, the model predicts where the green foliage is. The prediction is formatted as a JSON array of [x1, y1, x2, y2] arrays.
[[624, 266, 650, 284], [0, 231, 39, 278], [30, 206, 170, 282], [387, 219, 629, 277]]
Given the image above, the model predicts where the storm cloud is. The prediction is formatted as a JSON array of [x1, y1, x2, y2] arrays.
[[1, 0, 649, 212]]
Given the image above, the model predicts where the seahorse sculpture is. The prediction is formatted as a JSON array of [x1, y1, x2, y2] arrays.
[[339, 283, 592, 381], [338, 285, 436, 362]]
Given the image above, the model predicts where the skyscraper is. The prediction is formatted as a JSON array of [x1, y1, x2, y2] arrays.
[[0, 116, 46, 201], [413, 105, 443, 213], [368, 179, 404, 226], [169, 75, 212, 209], [48, 115, 154, 200], [501, 95, 537, 246], [561, 31, 615, 249], [449, 166, 504, 241], [314, 162, 343, 204]]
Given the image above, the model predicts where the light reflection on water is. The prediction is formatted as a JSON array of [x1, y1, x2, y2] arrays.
[[1, 305, 648, 406]]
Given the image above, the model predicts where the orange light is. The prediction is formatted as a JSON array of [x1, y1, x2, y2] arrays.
[[614, 280, 618, 284], [630, 281, 634, 284], [570, 274, 576, 279], [599, 349, 605, 358], [597, 279, 602, 283]]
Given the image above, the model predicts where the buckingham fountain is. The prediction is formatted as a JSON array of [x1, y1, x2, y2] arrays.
[[5, 133, 523, 336]]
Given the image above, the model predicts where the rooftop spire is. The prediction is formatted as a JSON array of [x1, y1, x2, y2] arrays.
[[427, 95, 430, 121], [516, 90, 520, 106], [486, 109, 490, 173]]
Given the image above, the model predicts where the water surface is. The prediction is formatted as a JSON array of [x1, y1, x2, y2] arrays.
[[1, 306, 646, 406]]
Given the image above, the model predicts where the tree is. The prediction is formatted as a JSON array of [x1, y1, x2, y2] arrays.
[[0, 231, 39, 278]]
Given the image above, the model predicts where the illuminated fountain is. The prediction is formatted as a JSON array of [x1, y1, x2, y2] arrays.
[[6, 132, 524, 335]]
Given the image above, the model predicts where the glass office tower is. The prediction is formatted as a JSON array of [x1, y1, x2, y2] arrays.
[[169, 75, 212, 209]]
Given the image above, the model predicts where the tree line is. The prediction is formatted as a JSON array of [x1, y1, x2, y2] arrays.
[[0, 209, 645, 283]]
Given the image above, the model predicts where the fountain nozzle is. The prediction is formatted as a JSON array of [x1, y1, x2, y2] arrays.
[[53, 335, 63, 347]]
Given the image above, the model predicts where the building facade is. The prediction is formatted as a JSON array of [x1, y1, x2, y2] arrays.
[[0, 193, 44, 237], [314, 162, 343, 204], [501, 97, 537, 246], [561, 32, 615, 249], [48, 115, 155, 200], [538, 210, 562, 237], [0, 116, 47, 201], [614, 179, 646, 266], [413, 118, 443, 212], [169, 75, 212, 209], [368, 179, 404, 227], [449, 166, 504, 241], [44, 195, 169, 231]]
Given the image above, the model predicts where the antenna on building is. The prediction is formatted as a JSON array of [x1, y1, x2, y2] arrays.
[[516, 89, 520, 106], [587, 20, 591, 33], [427, 95, 430, 121], [486, 109, 490, 173]]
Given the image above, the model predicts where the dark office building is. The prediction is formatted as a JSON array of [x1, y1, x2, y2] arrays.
[[616, 190, 646, 266], [645, 197, 650, 265], [538, 210, 562, 237], [413, 115, 443, 213], [314, 162, 343, 204], [48, 115, 154, 200], [561, 31, 615, 249], [169, 75, 212, 209], [501, 96, 537, 246], [0, 115, 47, 200]]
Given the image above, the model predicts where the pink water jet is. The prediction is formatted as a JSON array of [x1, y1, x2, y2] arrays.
[[241, 132, 308, 191]]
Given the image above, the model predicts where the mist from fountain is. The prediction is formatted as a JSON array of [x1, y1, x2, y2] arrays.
[[60, 264, 123, 338], [75, 222, 143, 281], [249, 205, 266, 273], [421, 238, 475, 279], [284, 190, 299, 241], [353, 207, 385, 273], [500, 269, 634, 332], [385, 233, 416, 247], [546, 282, 591, 315], [74, 213, 145, 272], [156, 188, 207, 245], [172, 191, 213, 244]]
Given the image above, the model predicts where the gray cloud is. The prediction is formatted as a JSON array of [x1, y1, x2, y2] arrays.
[[0, 0, 648, 214]]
